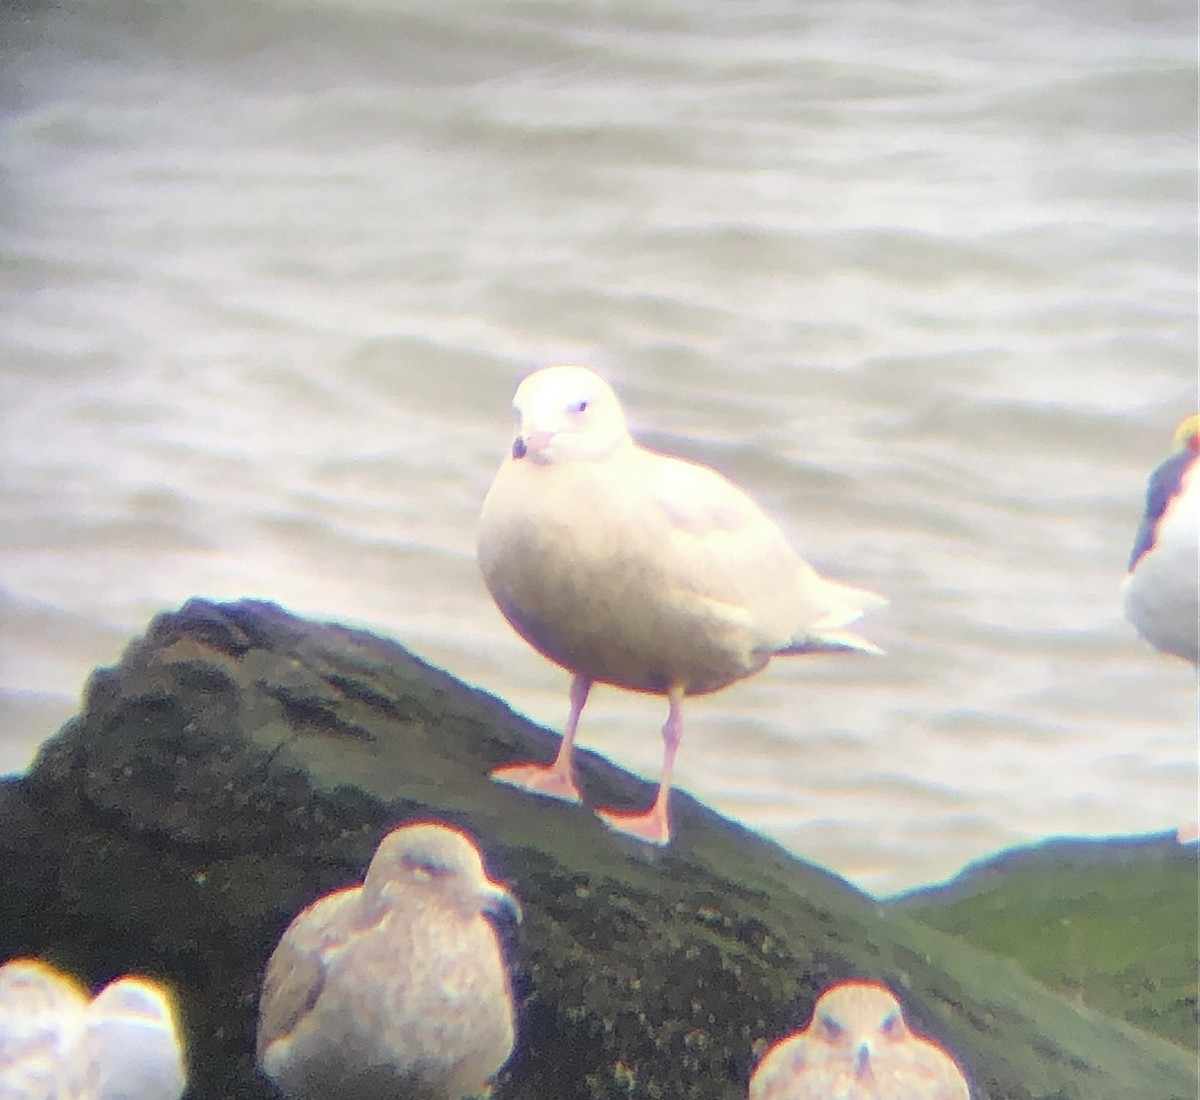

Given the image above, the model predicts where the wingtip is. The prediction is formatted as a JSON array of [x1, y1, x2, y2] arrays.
[[811, 578, 889, 629], [783, 628, 886, 657], [822, 630, 886, 656]]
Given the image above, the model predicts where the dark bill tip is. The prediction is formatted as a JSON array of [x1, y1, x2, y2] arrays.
[[484, 887, 523, 925]]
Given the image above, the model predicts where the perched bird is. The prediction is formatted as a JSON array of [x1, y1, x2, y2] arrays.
[[1123, 413, 1199, 664], [478, 365, 885, 845], [0, 962, 186, 1100], [83, 977, 186, 1100], [749, 980, 970, 1100], [0, 958, 88, 1100], [257, 822, 520, 1100]]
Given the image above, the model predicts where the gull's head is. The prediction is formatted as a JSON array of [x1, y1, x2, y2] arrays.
[[508, 365, 630, 465], [1171, 413, 1199, 455], [0, 958, 88, 1019], [1128, 412, 1200, 574], [367, 821, 522, 925], [809, 981, 910, 1076], [89, 976, 178, 1030]]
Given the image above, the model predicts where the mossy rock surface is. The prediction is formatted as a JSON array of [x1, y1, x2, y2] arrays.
[[888, 834, 1199, 1052], [0, 599, 1194, 1099]]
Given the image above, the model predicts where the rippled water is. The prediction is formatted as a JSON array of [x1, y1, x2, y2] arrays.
[[1, 0, 1195, 894]]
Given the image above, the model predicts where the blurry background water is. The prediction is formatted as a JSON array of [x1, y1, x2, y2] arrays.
[[1, 0, 1195, 896]]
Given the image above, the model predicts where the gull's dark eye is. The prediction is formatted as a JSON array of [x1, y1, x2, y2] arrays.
[[880, 1013, 904, 1039], [573, 399, 589, 413], [404, 856, 450, 881], [817, 1014, 843, 1043]]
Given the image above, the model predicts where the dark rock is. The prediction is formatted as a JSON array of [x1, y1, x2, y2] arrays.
[[1, 598, 1193, 1099]]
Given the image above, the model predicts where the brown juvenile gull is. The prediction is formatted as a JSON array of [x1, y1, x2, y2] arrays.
[[256, 821, 520, 1100], [83, 976, 187, 1100], [748, 980, 970, 1100], [0, 958, 89, 1100], [478, 364, 886, 845]]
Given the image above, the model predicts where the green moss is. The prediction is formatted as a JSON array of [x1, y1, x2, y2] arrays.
[[889, 836, 1199, 1051]]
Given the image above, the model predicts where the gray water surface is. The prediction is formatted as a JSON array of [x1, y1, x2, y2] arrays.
[[1, 0, 1195, 894]]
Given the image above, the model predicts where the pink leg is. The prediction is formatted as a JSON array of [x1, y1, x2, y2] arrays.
[[596, 684, 683, 846], [490, 674, 590, 804]]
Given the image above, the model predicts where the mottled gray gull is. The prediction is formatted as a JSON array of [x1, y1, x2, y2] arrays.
[[0, 958, 88, 1100], [0, 962, 187, 1100], [257, 821, 520, 1100], [83, 976, 186, 1100], [749, 980, 969, 1100]]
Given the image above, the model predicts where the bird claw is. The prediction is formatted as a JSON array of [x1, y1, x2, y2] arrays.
[[595, 805, 671, 846], [489, 762, 583, 804]]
